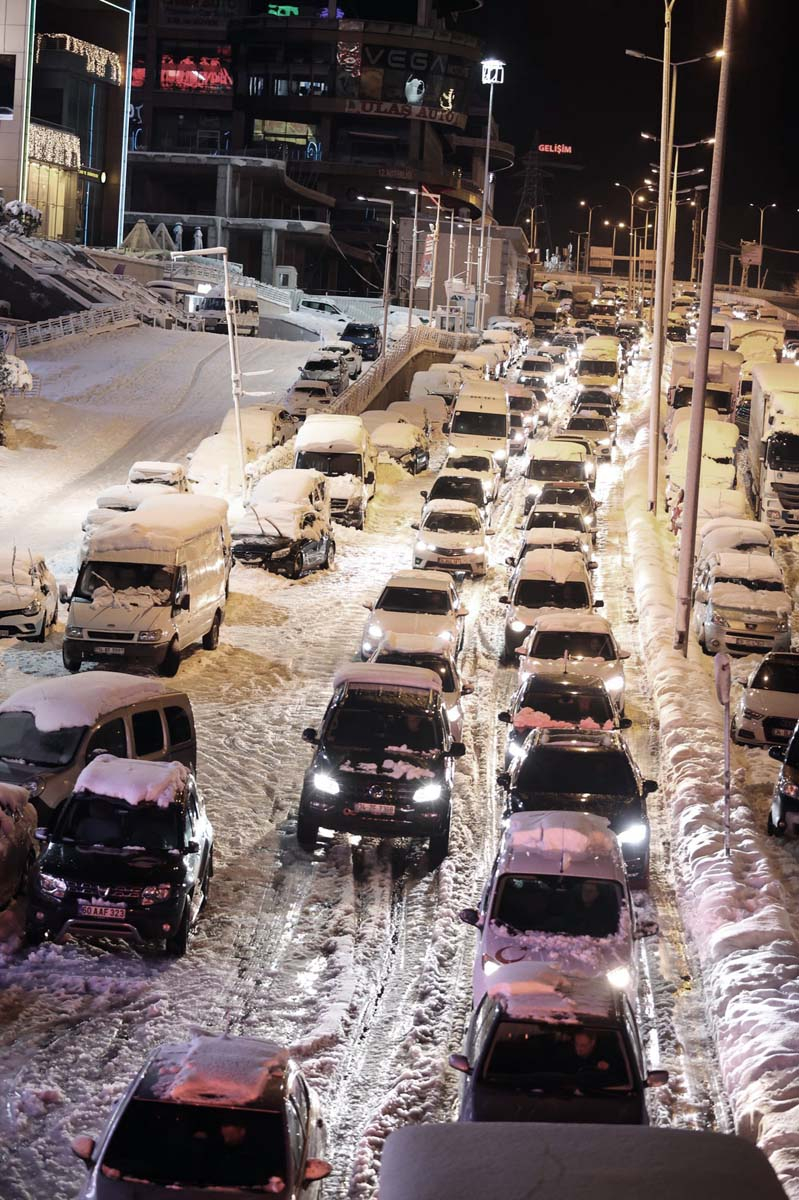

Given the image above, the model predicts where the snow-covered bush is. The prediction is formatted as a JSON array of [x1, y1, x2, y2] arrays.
[[0, 199, 42, 237]]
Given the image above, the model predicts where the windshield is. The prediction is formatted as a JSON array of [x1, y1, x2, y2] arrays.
[[491, 874, 621, 937], [529, 632, 615, 660], [513, 580, 590, 609], [304, 359, 337, 372], [509, 396, 534, 413], [527, 511, 584, 533], [538, 485, 590, 508], [326, 695, 442, 752], [483, 1022, 632, 1092], [102, 1100, 286, 1190], [53, 792, 183, 851], [74, 561, 175, 603], [767, 432, 799, 472], [295, 450, 362, 478], [529, 461, 587, 483], [0, 711, 85, 767], [517, 747, 636, 795], [517, 683, 614, 726], [578, 360, 616, 378], [523, 360, 551, 374], [715, 574, 784, 593], [452, 412, 507, 438], [569, 418, 606, 431], [377, 586, 451, 615], [752, 661, 799, 693], [343, 324, 377, 338], [430, 478, 485, 506], [424, 513, 481, 534], [376, 653, 456, 691]]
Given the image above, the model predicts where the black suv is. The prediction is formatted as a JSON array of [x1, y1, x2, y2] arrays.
[[341, 321, 383, 361], [27, 754, 213, 955], [499, 676, 629, 768], [497, 730, 656, 885], [297, 663, 465, 862]]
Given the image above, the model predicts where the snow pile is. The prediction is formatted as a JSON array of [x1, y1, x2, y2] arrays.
[[623, 413, 799, 1195], [0, 672, 170, 731], [511, 707, 613, 732], [339, 759, 435, 781], [155, 1036, 286, 1105], [88, 584, 170, 611], [370, 422, 423, 453], [89, 494, 229, 554], [74, 755, 189, 808]]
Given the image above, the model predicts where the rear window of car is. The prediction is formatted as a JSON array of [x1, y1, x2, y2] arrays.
[[344, 324, 377, 338], [133, 709, 165, 756]]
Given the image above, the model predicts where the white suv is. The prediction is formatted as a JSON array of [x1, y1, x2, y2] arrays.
[[361, 569, 467, 659]]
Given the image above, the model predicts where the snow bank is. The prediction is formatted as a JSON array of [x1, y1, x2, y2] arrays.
[[0, 672, 171, 732], [74, 754, 189, 808], [623, 414, 799, 1195]]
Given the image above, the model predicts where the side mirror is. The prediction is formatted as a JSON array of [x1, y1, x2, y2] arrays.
[[497, 710, 512, 724], [496, 771, 511, 790], [179, 593, 191, 612], [448, 1052, 471, 1074], [587, 562, 598, 571], [643, 779, 658, 795], [505, 556, 517, 567], [461, 683, 474, 696], [58, 583, 70, 604], [186, 840, 200, 855], [620, 717, 633, 730], [636, 918, 660, 939], [302, 727, 318, 744], [458, 907, 480, 927], [365, 471, 375, 486], [35, 826, 49, 842], [646, 1069, 669, 1088], [499, 595, 509, 605], [449, 742, 467, 758], [410, 522, 419, 530], [71, 1136, 96, 1166], [769, 745, 786, 761], [486, 529, 496, 537], [304, 1160, 332, 1183], [420, 490, 428, 500], [619, 650, 631, 660], [593, 599, 604, 608]]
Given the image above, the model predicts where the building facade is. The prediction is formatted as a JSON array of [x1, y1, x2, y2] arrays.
[[0, 0, 134, 245]]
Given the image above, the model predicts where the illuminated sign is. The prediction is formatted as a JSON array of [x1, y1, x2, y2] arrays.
[[481, 60, 504, 85], [363, 46, 448, 73], [538, 142, 572, 154], [79, 167, 107, 183], [160, 50, 232, 92], [344, 98, 466, 128], [440, 87, 455, 111], [267, 3, 299, 13]]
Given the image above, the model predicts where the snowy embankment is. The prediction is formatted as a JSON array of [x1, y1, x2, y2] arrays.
[[623, 414, 799, 1193]]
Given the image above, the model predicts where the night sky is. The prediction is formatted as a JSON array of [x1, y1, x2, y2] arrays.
[[358, 0, 799, 285]]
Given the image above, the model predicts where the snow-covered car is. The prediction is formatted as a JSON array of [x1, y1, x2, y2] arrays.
[[70, 1035, 330, 1198], [27, 756, 213, 955], [421, 470, 492, 523], [320, 339, 362, 379], [300, 353, 348, 396], [95, 461, 191, 513], [499, 674, 629, 766], [693, 551, 792, 657], [3, 353, 33, 392], [731, 652, 799, 746], [458, 811, 644, 1003], [498, 729, 657, 885], [573, 397, 618, 436], [369, 632, 472, 741], [0, 551, 58, 641], [412, 500, 489, 578], [549, 434, 598, 481], [0, 782, 37, 907], [508, 411, 528, 456], [297, 662, 465, 861], [523, 442, 592, 512], [360, 570, 466, 659], [286, 379, 335, 417], [533, 483, 600, 532], [231, 468, 334, 576], [0, 672, 196, 819], [665, 448, 736, 513], [521, 506, 594, 558], [671, 486, 748, 541], [370, 420, 429, 475], [443, 447, 501, 501], [769, 724, 799, 837], [506, 384, 538, 434], [516, 355, 556, 390], [695, 517, 774, 576], [516, 613, 630, 713], [500, 549, 599, 662], [538, 343, 571, 381], [449, 962, 666, 1122], [566, 413, 613, 458], [507, 527, 595, 570]]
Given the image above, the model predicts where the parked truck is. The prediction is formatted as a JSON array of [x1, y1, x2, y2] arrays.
[[666, 346, 742, 416], [748, 363, 799, 531]]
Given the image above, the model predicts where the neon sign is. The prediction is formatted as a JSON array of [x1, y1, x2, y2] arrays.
[[267, 4, 299, 14], [160, 50, 232, 93], [538, 143, 572, 154]]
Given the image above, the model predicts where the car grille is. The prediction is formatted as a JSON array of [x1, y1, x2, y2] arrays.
[[66, 880, 144, 900], [331, 498, 349, 512], [87, 630, 136, 641], [0, 606, 29, 617], [340, 776, 419, 806], [773, 481, 799, 509], [434, 547, 471, 557]]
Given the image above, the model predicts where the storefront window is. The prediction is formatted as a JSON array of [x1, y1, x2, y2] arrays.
[[251, 119, 320, 159], [159, 45, 232, 92], [26, 162, 78, 241]]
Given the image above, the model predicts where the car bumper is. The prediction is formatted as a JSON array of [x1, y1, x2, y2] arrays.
[[27, 894, 185, 945], [702, 624, 791, 657], [63, 635, 171, 667], [233, 543, 299, 573], [413, 551, 485, 576], [771, 795, 799, 836], [733, 713, 796, 746], [0, 611, 44, 638], [301, 790, 449, 839]]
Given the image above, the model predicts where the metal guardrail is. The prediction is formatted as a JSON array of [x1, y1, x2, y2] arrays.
[[16, 304, 139, 349]]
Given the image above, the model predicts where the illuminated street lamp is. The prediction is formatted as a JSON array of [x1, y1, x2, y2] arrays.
[[579, 200, 602, 273], [749, 202, 777, 288], [476, 57, 505, 328], [603, 219, 626, 272], [385, 184, 420, 331]]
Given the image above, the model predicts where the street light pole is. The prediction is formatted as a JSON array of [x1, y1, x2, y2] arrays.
[[428, 197, 441, 326], [476, 59, 504, 329], [673, 1, 734, 653], [407, 189, 420, 332], [359, 195, 395, 355], [579, 201, 601, 274], [749, 202, 776, 289]]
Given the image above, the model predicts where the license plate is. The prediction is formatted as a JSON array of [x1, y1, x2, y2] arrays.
[[94, 645, 125, 656], [775, 727, 793, 738], [354, 803, 396, 817], [77, 901, 126, 919]]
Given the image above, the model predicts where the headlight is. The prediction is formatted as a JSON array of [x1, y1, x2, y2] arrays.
[[418, 541, 437, 552], [446, 704, 461, 724], [510, 620, 527, 633], [38, 872, 66, 899], [22, 599, 41, 616], [139, 629, 166, 643], [600, 437, 611, 446], [474, 546, 485, 556], [493, 450, 507, 462], [439, 630, 455, 643], [584, 513, 595, 527], [617, 822, 648, 846], [709, 612, 728, 628], [271, 546, 290, 558], [448, 444, 458, 454], [513, 431, 524, 443], [314, 772, 340, 796], [782, 780, 799, 799], [527, 483, 542, 497], [507, 740, 524, 759], [414, 782, 443, 803], [610, 384, 619, 394], [585, 463, 595, 477], [66, 625, 84, 637], [742, 707, 764, 721], [141, 883, 172, 906], [606, 966, 631, 990], [605, 674, 624, 693], [368, 623, 382, 638]]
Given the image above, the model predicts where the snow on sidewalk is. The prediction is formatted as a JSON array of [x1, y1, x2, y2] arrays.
[[623, 408, 799, 1194]]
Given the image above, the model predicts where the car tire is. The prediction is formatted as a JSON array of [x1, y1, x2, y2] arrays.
[[202, 853, 213, 906], [296, 809, 319, 852], [161, 638, 181, 678], [26, 926, 46, 946], [428, 811, 450, 866], [62, 644, 81, 673], [289, 552, 305, 579], [202, 611, 221, 651], [323, 540, 336, 570], [166, 904, 191, 956]]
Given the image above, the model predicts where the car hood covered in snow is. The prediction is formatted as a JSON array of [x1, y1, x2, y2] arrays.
[[368, 610, 458, 645]]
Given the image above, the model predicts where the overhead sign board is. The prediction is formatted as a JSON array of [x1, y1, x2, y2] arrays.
[[740, 240, 762, 267], [343, 98, 466, 128], [538, 143, 572, 155]]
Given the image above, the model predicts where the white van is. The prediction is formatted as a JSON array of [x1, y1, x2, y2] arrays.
[[196, 286, 260, 337], [294, 413, 377, 528], [448, 381, 510, 473], [63, 494, 231, 677], [577, 336, 622, 393]]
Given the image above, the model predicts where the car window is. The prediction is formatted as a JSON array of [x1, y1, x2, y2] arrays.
[[286, 1102, 305, 1175], [290, 1075, 310, 1127], [491, 875, 621, 937], [484, 1021, 633, 1091], [85, 718, 128, 760], [165, 705, 193, 747], [132, 709, 165, 756], [468, 992, 497, 1064]]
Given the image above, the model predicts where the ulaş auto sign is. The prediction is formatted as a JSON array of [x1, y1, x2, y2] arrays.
[[344, 98, 466, 128]]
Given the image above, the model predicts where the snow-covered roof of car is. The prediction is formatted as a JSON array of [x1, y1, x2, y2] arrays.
[[695, 488, 748, 520], [669, 421, 738, 454], [698, 516, 774, 544], [530, 503, 584, 518], [422, 498, 483, 516], [498, 811, 623, 881], [128, 461, 185, 481], [295, 413, 366, 451], [445, 448, 494, 468], [486, 962, 616, 1021], [333, 662, 443, 694], [250, 468, 324, 506], [515, 548, 589, 582], [521, 529, 585, 549], [384, 568, 453, 590], [74, 754, 190, 808], [373, 631, 456, 658], [145, 1036, 287, 1108], [0, 672, 176, 732], [320, 341, 355, 353], [529, 612, 613, 635], [89, 494, 229, 554], [709, 551, 785, 581], [371, 422, 423, 451], [95, 482, 174, 510], [530, 440, 587, 461]]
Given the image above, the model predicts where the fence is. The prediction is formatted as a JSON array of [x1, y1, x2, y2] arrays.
[[15, 304, 139, 349]]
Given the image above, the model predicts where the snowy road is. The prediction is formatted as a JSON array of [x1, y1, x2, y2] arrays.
[[0, 327, 730, 1200]]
